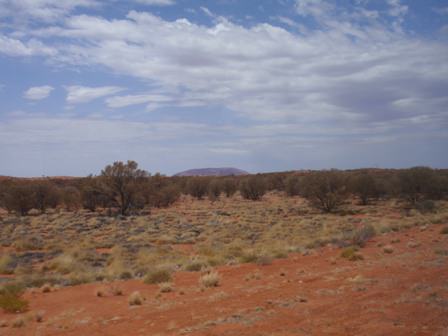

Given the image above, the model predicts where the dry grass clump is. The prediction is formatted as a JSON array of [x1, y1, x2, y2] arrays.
[[110, 285, 123, 296], [35, 311, 44, 323], [158, 282, 173, 293], [256, 255, 273, 266], [185, 260, 207, 272], [95, 288, 105, 297], [41, 283, 52, 293], [351, 224, 376, 247], [144, 269, 172, 285], [128, 291, 144, 306], [12, 316, 25, 328], [199, 271, 221, 288], [239, 250, 259, 264], [340, 247, 364, 261]]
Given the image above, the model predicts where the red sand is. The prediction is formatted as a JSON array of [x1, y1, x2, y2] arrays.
[[1, 225, 447, 336]]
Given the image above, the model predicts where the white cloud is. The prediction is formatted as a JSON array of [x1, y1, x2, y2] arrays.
[[295, 0, 333, 18], [65, 85, 125, 104], [23, 85, 54, 100], [106, 93, 172, 108], [135, 0, 175, 6], [4, 5, 448, 131], [387, 0, 408, 17], [0, 34, 56, 56], [200, 7, 214, 18], [0, 0, 98, 22]]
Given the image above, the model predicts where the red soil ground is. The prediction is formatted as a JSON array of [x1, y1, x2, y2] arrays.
[[1, 225, 447, 336]]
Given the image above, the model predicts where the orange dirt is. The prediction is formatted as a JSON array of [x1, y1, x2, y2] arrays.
[[1, 225, 447, 336]]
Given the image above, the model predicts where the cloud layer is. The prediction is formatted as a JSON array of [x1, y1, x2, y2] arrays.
[[0, 0, 447, 175], [65, 86, 125, 104]]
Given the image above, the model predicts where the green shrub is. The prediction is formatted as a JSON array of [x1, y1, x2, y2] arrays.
[[0, 284, 29, 313], [0, 255, 15, 274]]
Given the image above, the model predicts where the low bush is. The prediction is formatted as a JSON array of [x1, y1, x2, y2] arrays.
[[128, 291, 143, 306], [351, 224, 376, 247], [144, 269, 172, 284], [185, 260, 206, 272], [158, 282, 173, 293], [415, 200, 436, 214], [199, 271, 221, 288], [0, 284, 29, 313], [340, 247, 363, 261], [239, 176, 266, 201]]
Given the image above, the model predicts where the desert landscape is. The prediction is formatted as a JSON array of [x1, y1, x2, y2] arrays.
[[0, 165, 448, 335], [1, 0, 448, 335]]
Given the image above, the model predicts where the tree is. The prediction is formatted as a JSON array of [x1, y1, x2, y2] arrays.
[[284, 175, 301, 197], [240, 176, 266, 201], [148, 184, 180, 208], [61, 186, 82, 211], [399, 167, 436, 204], [81, 177, 108, 212], [3, 183, 36, 216], [33, 181, 61, 213], [351, 173, 378, 205], [302, 170, 347, 212], [186, 177, 209, 200], [222, 178, 238, 198], [100, 161, 149, 216], [208, 179, 221, 202]]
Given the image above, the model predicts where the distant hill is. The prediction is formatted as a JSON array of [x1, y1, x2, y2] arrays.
[[174, 168, 249, 177]]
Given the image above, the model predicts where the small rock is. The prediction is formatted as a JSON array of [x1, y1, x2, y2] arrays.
[[407, 241, 420, 248], [383, 245, 394, 254]]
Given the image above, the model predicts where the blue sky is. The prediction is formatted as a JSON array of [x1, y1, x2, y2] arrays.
[[0, 0, 447, 176]]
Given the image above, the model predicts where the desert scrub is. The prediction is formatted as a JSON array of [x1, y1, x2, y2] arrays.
[[351, 224, 376, 247], [128, 291, 144, 306], [12, 316, 25, 328], [0, 254, 15, 274], [340, 247, 364, 261], [239, 250, 259, 263], [185, 260, 207, 272], [440, 227, 448, 234], [41, 283, 52, 293], [158, 282, 173, 293], [199, 271, 221, 288], [256, 254, 273, 266], [0, 283, 29, 313], [144, 269, 172, 284]]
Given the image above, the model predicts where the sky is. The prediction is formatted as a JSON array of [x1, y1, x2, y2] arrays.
[[0, 0, 447, 177]]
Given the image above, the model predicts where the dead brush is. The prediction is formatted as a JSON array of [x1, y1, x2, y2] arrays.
[[199, 270, 221, 288], [128, 291, 144, 306]]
